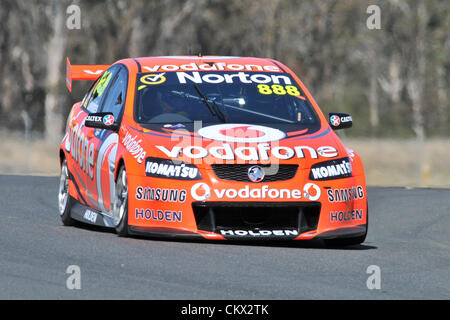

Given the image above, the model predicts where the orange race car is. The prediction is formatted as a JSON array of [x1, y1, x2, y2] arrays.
[[58, 56, 368, 246]]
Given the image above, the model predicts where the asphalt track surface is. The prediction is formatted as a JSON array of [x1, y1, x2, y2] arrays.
[[0, 175, 449, 300]]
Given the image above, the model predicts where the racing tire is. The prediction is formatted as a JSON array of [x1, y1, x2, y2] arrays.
[[324, 201, 369, 247], [113, 165, 130, 237], [58, 158, 77, 226]]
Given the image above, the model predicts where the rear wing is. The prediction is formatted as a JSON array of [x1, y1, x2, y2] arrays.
[[66, 57, 110, 92]]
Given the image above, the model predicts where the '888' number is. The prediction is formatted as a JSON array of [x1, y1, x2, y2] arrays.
[[257, 84, 300, 96]]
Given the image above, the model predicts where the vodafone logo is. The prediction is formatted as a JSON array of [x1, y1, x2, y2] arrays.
[[191, 183, 211, 201], [156, 144, 339, 161], [302, 183, 321, 201], [197, 124, 285, 143], [190, 183, 321, 201]]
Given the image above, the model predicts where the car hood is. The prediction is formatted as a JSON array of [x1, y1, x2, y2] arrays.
[[123, 123, 349, 169]]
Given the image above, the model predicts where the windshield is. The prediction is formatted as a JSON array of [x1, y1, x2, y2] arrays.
[[135, 71, 319, 125]]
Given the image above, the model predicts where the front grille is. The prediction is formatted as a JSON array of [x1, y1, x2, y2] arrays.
[[192, 202, 321, 238], [211, 164, 298, 183]]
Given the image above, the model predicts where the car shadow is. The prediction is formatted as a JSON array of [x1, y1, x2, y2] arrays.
[[68, 221, 116, 234]]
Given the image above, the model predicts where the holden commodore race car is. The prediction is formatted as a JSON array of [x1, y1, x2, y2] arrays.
[[58, 55, 368, 246]]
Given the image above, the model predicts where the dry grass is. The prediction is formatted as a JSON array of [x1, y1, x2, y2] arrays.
[[0, 131, 60, 176], [342, 137, 450, 188], [0, 131, 449, 188]]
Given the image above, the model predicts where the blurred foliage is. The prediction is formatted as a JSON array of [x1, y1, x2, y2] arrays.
[[0, 0, 448, 138]]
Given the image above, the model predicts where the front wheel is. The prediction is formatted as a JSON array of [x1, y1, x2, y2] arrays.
[[112, 166, 129, 236]]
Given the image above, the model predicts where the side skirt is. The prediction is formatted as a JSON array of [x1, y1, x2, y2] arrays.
[[70, 197, 116, 228]]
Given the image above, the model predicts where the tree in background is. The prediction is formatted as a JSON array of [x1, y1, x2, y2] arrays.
[[0, 0, 448, 142]]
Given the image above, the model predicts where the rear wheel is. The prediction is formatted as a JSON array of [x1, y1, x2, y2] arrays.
[[113, 166, 129, 236], [58, 158, 77, 226], [324, 201, 368, 247]]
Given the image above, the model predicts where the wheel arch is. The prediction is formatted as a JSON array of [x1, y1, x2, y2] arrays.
[[59, 149, 66, 166], [115, 157, 126, 181], [346, 148, 365, 177]]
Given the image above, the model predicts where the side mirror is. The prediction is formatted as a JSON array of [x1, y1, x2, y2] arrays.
[[85, 112, 119, 131], [329, 113, 352, 130]]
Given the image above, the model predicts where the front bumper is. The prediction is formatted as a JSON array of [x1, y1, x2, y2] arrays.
[[126, 168, 368, 240]]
